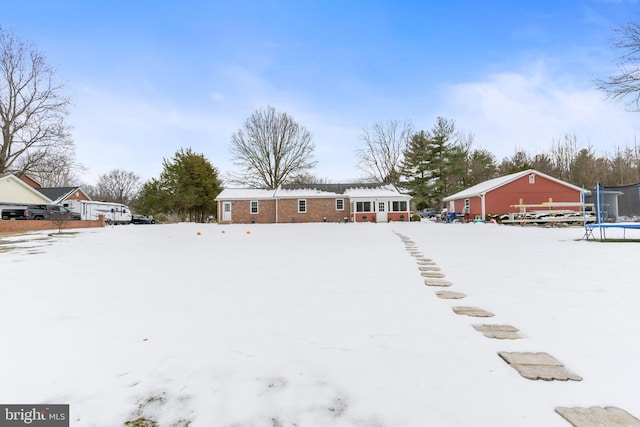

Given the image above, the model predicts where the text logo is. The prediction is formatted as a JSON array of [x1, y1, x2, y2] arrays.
[[0, 405, 68, 427]]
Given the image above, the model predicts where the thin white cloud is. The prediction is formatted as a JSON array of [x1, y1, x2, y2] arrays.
[[70, 84, 239, 184], [442, 62, 639, 159]]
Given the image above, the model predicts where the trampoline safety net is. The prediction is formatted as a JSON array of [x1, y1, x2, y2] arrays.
[[584, 182, 640, 223]]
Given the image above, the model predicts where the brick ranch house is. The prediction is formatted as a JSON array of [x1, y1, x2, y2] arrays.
[[442, 169, 586, 220], [215, 183, 412, 224]]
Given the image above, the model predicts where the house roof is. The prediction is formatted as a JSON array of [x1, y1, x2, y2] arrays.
[[345, 184, 411, 199], [215, 183, 411, 200], [215, 188, 276, 200], [280, 183, 385, 195], [443, 169, 586, 202], [274, 187, 343, 198], [36, 187, 82, 203]]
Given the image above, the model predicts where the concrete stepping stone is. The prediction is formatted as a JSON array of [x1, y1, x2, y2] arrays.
[[415, 257, 433, 263], [435, 291, 466, 299], [421, 271, 445, 278], [452, 306, 494, 317], [416, 261, 435, 266], [555, 407, 640, 427], [419, 265, 441, 271], [424, 279, 452, 287], [498, 352, 582, 381], [473, 324, 521, 339]]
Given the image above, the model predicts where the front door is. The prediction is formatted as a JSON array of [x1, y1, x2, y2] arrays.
[[377, 201, 388, 222], [222, 202, 232, 222]]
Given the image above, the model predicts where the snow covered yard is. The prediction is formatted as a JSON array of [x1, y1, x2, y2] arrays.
[[1, 221, 639, 426]]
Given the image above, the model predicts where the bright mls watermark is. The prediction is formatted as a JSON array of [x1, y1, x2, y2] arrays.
[[0, 405, 68, 426]]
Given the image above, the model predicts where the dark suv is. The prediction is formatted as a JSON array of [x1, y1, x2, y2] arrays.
[[131, 214, 155, 224]]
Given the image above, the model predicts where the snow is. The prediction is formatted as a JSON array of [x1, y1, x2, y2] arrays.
[[1, 221, 639, 426]]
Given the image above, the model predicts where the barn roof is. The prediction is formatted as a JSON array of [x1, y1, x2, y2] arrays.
[[443, 169, 586, 202]]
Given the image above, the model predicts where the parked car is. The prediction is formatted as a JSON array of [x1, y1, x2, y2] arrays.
[[131, 214, 155, 224], [419, 208, 438, 218], [0, 204, 80, 220]]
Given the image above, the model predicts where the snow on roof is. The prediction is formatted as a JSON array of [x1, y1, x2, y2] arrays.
[[443, 169, 585, 201], [345, 184, 410, 199], [215, 184, 411, 200], [274, 187, 341, 198], [215, 188, 276, 200]]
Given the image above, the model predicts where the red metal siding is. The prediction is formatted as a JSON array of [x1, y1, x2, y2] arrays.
[[486, 174, 580, 215], [447, 173, 582, 218]]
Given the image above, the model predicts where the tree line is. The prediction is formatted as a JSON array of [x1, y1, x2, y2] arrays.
[[356, 117, 640, 210], [4, 20, 640, 221]]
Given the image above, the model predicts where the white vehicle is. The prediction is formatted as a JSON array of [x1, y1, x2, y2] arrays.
[[63, 200, 132, 225]]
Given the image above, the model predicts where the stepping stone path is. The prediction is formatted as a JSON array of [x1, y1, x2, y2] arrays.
[[473, 324, 521, 339], [435, 290, 466, 299], [394, 231, 634, 424], [498, 352, 582, 381], [420, 271, 445, 278], [555, 407, 640, 427], [424, 279, 452, 287], [452, 306, 494, 317]]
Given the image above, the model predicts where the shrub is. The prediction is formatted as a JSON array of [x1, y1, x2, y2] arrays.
[[411, 214, 421, 222]]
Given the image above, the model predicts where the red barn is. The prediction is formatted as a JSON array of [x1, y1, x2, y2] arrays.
[[443, 169, 586, 220]]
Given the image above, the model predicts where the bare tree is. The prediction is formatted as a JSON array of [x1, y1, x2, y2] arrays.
[[286, 172, 328, 185], [0, 27, 73, 175], [17, 147, 85, 187], [596, 20, 640, 110], [356, 119, 413, 185], [229, 106, 317, 188], [94, 169, 141, 205]]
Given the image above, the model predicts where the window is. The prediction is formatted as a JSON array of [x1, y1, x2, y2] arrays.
[[356, 201, 372, 212], [336, 199, 344, 211], [298, 199, 307, 213], [378, 202, 385, 212], [529, 173, 535, 184], [250, 200, 258, 214], [392, 201, 407, 212]]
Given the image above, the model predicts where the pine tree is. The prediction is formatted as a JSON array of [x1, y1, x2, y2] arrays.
[[402, 131, 432, 210], [423, 117, 456, 208], [136, 148, 222, 222]]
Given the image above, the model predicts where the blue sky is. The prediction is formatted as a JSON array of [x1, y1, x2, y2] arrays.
[[3, 1, 640, 185]]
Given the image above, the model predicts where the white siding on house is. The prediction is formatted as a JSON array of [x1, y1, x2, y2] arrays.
[[0, 174, 51, 204]]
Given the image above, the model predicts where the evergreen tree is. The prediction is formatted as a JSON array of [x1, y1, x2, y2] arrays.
[[465, 149, 498, 187], [136, 148, 222, 222], [403, 117, 463, 209], [402, 131, 432, 209], [422, 117, 457, 208]]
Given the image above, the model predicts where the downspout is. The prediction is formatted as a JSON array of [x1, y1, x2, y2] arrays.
[[274, 188, 279, 224]]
